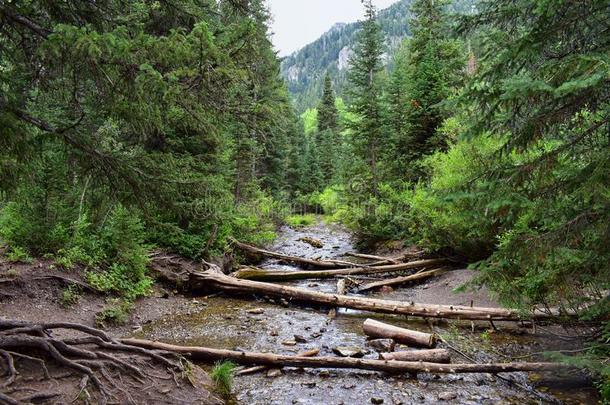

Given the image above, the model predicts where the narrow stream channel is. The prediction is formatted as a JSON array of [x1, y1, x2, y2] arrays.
[[134, 220, 596, 404]]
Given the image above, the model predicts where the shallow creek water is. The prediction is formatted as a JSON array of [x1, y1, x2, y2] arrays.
[[134, 221, 597, 404]]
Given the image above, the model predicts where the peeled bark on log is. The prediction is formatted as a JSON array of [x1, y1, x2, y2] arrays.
[[190, 270, 561, 321], [231, 239, 345, 269], [363, 319, 436, 348], [232, 258, 447, 282], [346, 252, 400, 264], [123, 338, 572, 374], [328, 279, 347, 319], [235, 349, 319, 376], [380, 349, 451, 363], [358, 269, 448, 293]]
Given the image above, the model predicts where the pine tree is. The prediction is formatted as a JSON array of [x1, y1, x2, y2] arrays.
[[317, 73, 339, 132], [315, 73, 340, 184], [346, 0, 386, 195], [389, 0, 465, 179]]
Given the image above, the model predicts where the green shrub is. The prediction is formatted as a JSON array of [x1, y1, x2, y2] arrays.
[[95, 298, 132, 328], [86, 205, 152, 300], [5, 246, 33, 264], [60, 285, 82, 307], [285, 214, 316, 228], [227, 191, 288, 247], [210, 361, 236, 397]]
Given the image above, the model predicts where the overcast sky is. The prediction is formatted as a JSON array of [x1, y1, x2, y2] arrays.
[[266, 0, 398, 56]]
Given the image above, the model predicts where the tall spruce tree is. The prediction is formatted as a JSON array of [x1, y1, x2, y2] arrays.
[[389, 0, 464, 179], [315, 73, 340, 184], [346, 0, 386, 195], [318, 73, 339, 132]]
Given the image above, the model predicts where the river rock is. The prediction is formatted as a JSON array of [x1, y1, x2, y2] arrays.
[[299, 237, 324, 248], [366, 338, 395, 353], [332, 346, 365, 358], [371, 398, 384, 404], [282, 340, 297, 346], [246, 308, 265, 315], [294, 334, 308, 343], [266, 368, 282, 378], [438, 392, 457, 401]]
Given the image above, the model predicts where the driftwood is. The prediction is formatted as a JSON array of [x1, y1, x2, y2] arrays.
[[380, 349, 451, 363], [123, 338, 573, 375], [346, 252, 400, 265], [232, 258, 447, 282], [231, 239, 345, 269], [357, 269, 448, 293], [235, 349, 320, 376], [190, 269, 562, 321], [363, 319, 436, 348]]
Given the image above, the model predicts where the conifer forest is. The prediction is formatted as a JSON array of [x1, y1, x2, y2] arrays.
[[0, 0, 608, 403]]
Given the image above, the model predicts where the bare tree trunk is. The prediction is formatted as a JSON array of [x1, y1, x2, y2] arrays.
[[231, 239, 349, 269], [363, 319, 436, 347], [123, 338, 572, 374], [189, 270, 563, 321], [235, 349, 319, 376], [357, 269, 447, 293], [380, 349, 451, 363], [232, 259, 447, 281]]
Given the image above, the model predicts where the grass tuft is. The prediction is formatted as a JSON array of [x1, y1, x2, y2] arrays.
[[210, 360, 236, 397]]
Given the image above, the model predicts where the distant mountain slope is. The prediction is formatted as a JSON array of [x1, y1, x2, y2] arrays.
[[280, 0, 475, 113]]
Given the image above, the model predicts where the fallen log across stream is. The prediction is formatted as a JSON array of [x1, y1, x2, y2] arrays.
[[123, 338, 574, 374], [190, 269, 568, 322], [231, 239, 349, 269], [363, 319, 437, 347], [357, 268, 448, 293], [232, 259, 448, 281], [380, 349, 451, 363]]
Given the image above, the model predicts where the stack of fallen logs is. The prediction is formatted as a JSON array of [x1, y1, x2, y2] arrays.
[[141, 240, 577, 376]]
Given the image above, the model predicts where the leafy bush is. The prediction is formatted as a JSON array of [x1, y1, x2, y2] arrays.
[[5, 246, 33, 264], [285, 214, 316, 228], [95, 298, 132, 328], [225, 192, 288, 247], [60, 285, 82, 307], [86, 205, 152, 300]]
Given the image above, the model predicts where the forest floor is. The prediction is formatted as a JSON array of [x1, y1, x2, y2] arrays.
[[0, 250, 222, 404], [0, 220, 600, 404]]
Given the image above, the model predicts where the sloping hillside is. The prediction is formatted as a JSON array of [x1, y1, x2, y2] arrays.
[[280, 0, 475, 112]]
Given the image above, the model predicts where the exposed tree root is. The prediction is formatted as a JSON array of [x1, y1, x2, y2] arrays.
[[0, 320, 184, 404]]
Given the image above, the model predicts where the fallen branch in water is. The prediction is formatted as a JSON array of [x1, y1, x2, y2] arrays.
[[190, 268, 571, 322], [123, 338, 575, 375], [235, 349, 320, 376], [363, 319, 437, 348], [380, 349, 451, 363], [357, 268, 448, 293], [232, 258, 448, 282], [230, 239, 347, 269]]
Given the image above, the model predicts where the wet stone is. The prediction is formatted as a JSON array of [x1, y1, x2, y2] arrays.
[[332, 346, 366, 358], [266, 368, 282, 378], [294, 334, 308, 343], [366, 339, 396, 353], [438, 392, 458, 401], [371, 397, 384, 404]]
